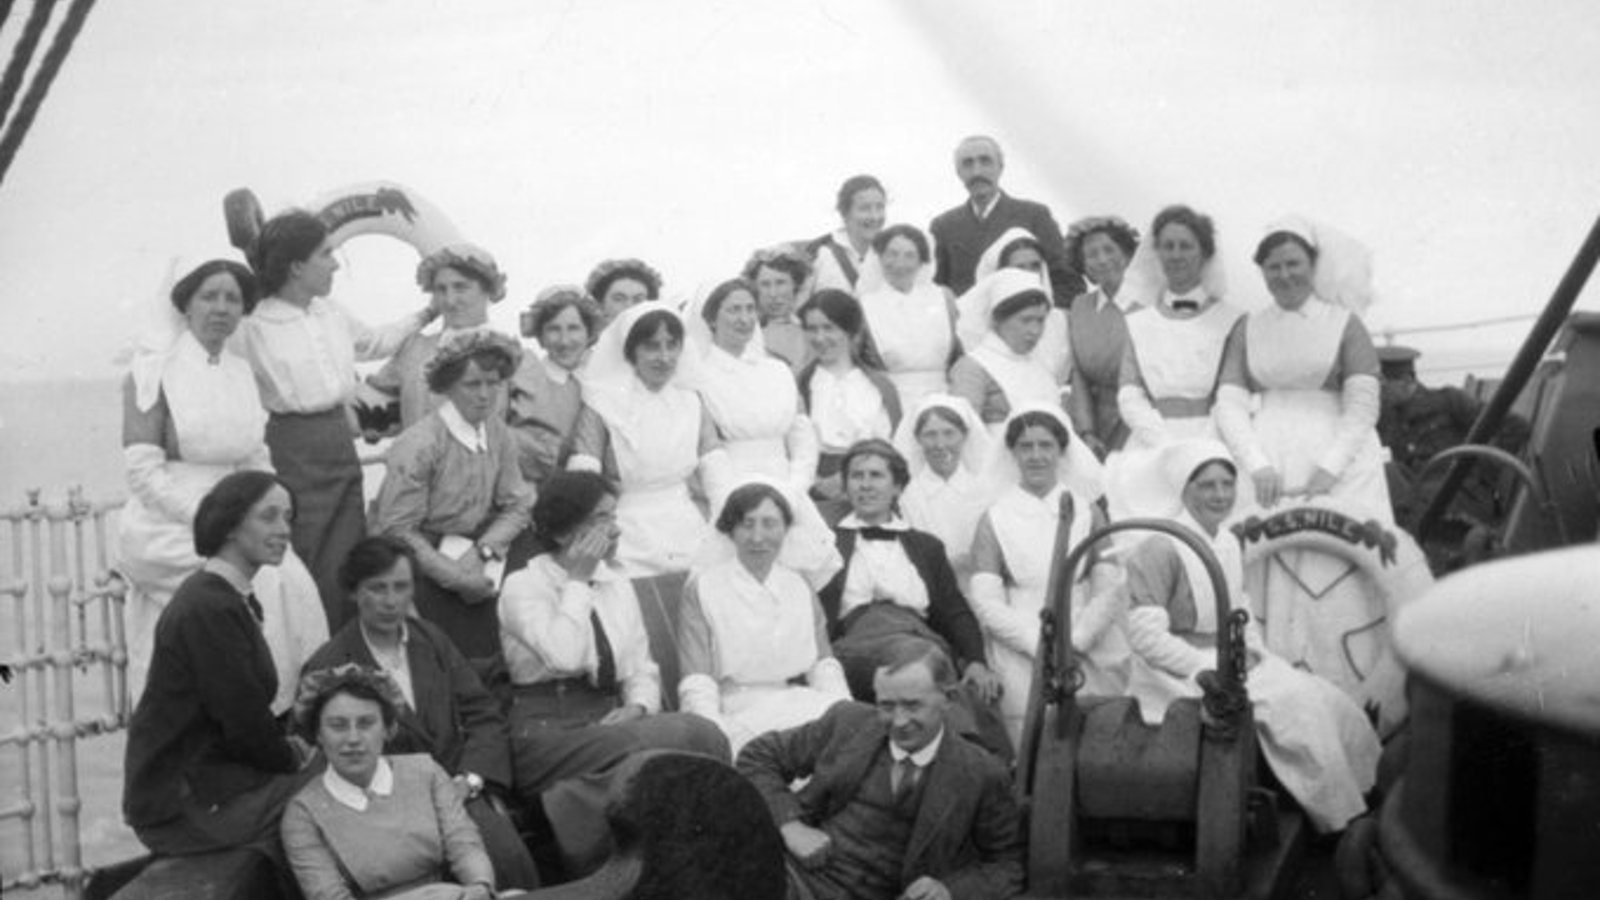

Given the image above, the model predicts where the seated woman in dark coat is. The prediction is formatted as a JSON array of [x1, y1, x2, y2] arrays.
[[300, 536, 539, 890], [817, 439, 1010, 758], [123, 470, 313, 859]]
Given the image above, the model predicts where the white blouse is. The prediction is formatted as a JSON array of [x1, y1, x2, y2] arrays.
[[808, 366, 893, 453], [232, 297, 425, 414]]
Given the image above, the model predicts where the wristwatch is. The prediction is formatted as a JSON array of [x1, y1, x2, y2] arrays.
[[463, 772, 484, 798], [476, 543, 500, 563]]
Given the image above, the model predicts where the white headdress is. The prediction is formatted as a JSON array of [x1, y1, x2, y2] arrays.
[[978, 402, 1105, 503], [1117, 216, 1229, 312], [954, 266, 1050, 351], [682, 278, 767, 363], [692, 474, 843, 588], [892, 393, 992, 478], [121, 251, 253, 411], [1260, 215, 1376, 315]]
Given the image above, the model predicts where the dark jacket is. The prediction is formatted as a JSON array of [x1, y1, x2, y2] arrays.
[[818, 528, 988, 670], [123, 571, 299, 827], [739, 702, 1023, 900], [302, 616, 513, 791], [929, 193, 1082, 306]]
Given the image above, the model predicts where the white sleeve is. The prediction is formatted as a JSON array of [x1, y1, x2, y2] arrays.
[[969, 572, 1040, 657], [785, 408, 820, 493], [124, 444, 204, 525], [1214, 383, 1270, 474], [1125, 606, 1210, 679], [1071, 564, 1127, 654], [339, 301, 430, 362], [807, 656, 852, 702], [1315, 374, 1381, 477], [1117, 384, 1168, 447]]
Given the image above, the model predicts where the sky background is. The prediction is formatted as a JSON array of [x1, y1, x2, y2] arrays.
[[1, 0, 1598, 384]]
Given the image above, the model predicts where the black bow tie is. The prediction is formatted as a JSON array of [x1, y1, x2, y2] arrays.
[[854, 526, 901, 542], [1170, 299, 1200, 313]]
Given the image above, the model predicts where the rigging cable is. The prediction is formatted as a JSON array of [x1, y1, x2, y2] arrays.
[[0, 0, 94, 191], [0, 0, 58, 130]]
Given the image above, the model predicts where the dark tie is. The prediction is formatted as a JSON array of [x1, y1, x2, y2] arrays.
[[855, 526, 899, 542], [590, 609, 617, 694], [892, 757, 921, 804], [1170, 299, 1200, 313], [244, 593, 265, 626]]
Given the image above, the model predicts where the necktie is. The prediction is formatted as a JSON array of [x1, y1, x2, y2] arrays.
[[590, 609, 618, 694], [245, 593, 265, 626], [855, 526, 899, 542], [892, 757, 921, 803], [1170, 299, 1200, 313]]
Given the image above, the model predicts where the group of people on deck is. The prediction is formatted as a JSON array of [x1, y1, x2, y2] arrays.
[[116, 134, 1400, 900]]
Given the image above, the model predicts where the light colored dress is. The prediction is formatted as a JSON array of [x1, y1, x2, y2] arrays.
[[1107, 295, 1244, 520], [587, 378, 720, 577], [969, 484, 1125, 744], [1214, 298, 1395, 703], [1124, 513, 1380, 833], [118, 330, 326, 712], [676, 559, 851, 754], [858, 283, 955, 410], [698, 344, 819, 492], [899, 467, 987, 590]]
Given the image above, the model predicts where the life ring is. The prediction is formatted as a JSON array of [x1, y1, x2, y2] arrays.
[[223, 180, 462, 260], [1233, 501, 1433, 738]]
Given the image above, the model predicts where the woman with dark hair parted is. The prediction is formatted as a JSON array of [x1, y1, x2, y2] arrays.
[[676, 478, 849, 754], [123, 471, 313, 861], [742, 245, 814, 370], [809, 174, 888, 295], [118, 255, 327, 709], [498, 470, 729, 877], [363, 243, 511, 433], [370, 330, 533, 693], [233, 209, 439, 629], [893, 394, 992, 589], [301, 535, 540, 891], [969, 405, 1120, 745], [585, 257, 663, 329], [280, 665, 501, 900], [1106, 204, 1244, 520], [1064, 216, 1140, 457], [576, 301, 732, 576], [506, 285, 607, 488], [856, 223, 960, 409], [795, 289, 901, 520]]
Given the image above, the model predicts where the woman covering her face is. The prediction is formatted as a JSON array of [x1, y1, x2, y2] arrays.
[[118, 256, 326, 710]]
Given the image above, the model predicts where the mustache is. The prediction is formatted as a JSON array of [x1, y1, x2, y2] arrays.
[[964, 175, 994, 188]]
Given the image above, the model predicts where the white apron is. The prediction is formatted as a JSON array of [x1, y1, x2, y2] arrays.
[[598, 382, 711, 577], [118, 334, 326, 712], [1125, 514, 1379, 832], [860, 284, 953, 410], [986, 485, 1124, 737]]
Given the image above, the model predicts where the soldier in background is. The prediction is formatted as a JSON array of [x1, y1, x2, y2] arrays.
[[1377, 345, 1529, 531]]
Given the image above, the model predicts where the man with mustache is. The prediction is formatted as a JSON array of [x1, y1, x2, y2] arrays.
[[739, 638, 1022, 900], [929, 135, 1082, 307]]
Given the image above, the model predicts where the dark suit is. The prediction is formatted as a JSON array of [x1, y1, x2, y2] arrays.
[[302, 617, 540, 889], [739, 702, 1023, 900], [930, 192, 1082, 306]]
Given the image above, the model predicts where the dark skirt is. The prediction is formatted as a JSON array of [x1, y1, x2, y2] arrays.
[[410, 568, 507, 697], [265, 408, 366, 631]]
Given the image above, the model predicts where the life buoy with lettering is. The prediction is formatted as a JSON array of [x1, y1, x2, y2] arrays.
[[224, 180, 462, 260], [1233, 502, 1433, 738]]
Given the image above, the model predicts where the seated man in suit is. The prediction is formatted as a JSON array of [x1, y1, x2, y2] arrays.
[[302, 535, 540, 889], [738, 638, 1023, 900]]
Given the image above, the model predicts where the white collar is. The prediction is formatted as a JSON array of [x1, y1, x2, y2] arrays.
[[541, 355, 576, 385], [970, 192, 1002, 220], [202, 557, 254, 597], [323, 756, 394, 812], [838, 513, 910, 532], [890, 726, 944, 766], [253, 296, 318, 322], [360, 618, 410, 656], [439, 400, 488, 452]]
